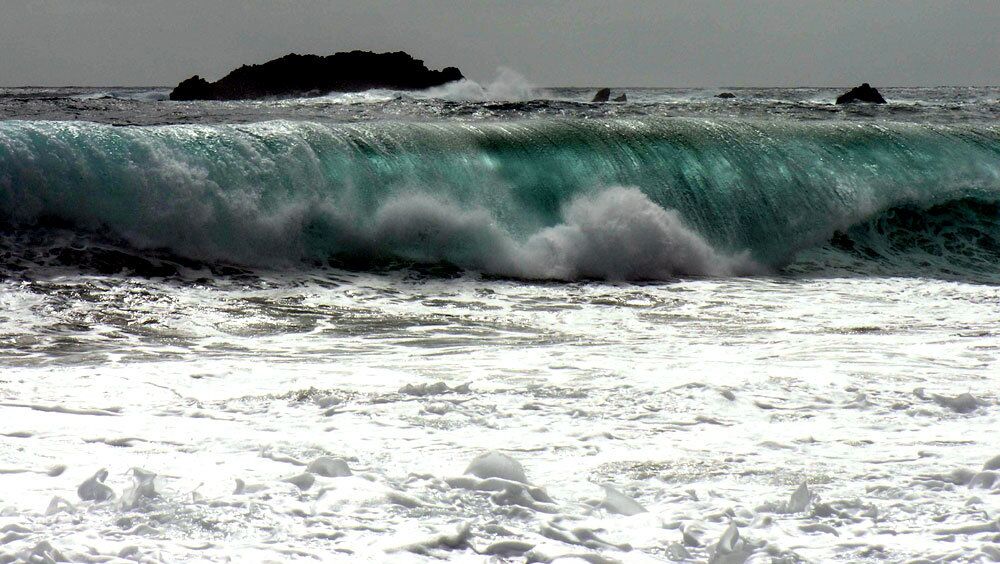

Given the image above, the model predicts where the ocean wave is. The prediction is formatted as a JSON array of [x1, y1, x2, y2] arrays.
[[69, 89, 172, 102], [1, 118, 998, 280], [786, 197, 1000, 281]]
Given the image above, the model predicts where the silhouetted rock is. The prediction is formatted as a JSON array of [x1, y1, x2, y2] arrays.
[[170, 76, 213, 101], [716, 92, 736, 99], [169, 51, 464, 101], [835, 83, 886, 104], [591, 88, 611, 103], [613, 93, 627, 102]]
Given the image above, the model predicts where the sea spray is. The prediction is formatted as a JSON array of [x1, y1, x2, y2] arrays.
[[419, 67, 538, 101]]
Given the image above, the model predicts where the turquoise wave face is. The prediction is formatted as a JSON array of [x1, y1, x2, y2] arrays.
[[0, 118, 999, 279]]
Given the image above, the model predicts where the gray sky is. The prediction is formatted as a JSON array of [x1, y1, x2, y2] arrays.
[[2, 0, 998, 87]]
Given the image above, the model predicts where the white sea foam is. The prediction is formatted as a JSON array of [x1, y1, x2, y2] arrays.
[[515, 187, 760, 279], [418, 67, 539, 101], [368, 186, 758, 279], [0, 269, 998, 562]]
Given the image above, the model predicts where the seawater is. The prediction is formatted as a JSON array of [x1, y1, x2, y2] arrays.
[[0, 83, 999, 562]]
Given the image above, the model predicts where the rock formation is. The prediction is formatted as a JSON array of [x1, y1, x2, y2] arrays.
[[716, 92, 736, 99], [169, 51, 463, 101], [835, 83, 887, 104], [591, 88, 611, 103]]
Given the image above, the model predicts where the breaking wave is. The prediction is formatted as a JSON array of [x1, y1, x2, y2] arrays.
[[1, 118, 998, 280]]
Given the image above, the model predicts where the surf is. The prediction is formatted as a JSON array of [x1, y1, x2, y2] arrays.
[[1, 117, 998, 280]]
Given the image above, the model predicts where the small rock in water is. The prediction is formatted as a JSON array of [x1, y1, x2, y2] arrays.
[[306, 456, 352, 477], [835, 83, 887, 104], [591, 88, 611, 103], [78, 469, 115, 502], [465, 451, 528, 483], [599, 484, 647, 516], [716, 92, 736, 99]]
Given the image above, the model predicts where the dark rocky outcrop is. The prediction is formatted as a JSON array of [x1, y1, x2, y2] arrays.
[[169, 51, 463, 101], [613, 93, 627, 102], [170, 76, 213, 101], [716, 92, 736, 99], [835, 83, 886, 105], [591, 88, 611, 103]]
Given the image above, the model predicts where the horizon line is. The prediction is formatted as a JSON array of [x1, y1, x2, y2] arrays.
[[2, 83, 999, 90]]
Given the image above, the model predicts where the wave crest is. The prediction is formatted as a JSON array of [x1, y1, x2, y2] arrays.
[[2, 118, 999, 280]]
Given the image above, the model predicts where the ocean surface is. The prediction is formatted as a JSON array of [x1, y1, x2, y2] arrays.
[[1, 78, 999, 563]]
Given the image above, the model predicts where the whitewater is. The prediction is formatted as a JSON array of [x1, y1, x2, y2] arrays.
[[1, 79, 1000, 563]]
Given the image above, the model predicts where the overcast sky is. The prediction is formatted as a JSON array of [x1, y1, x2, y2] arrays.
[[2, 0, 998, 87]]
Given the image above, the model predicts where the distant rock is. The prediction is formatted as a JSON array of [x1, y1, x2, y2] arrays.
[[613, 93, 627, 102], [591, 88, 611, 103], [835, 83, 886, 104], [170, 75, 213, 101], [716, 92, 736, 99], [169, 51, 463, 101]]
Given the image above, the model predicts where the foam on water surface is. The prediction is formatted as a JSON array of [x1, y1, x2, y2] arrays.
[[0, 270, 998, 562]]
